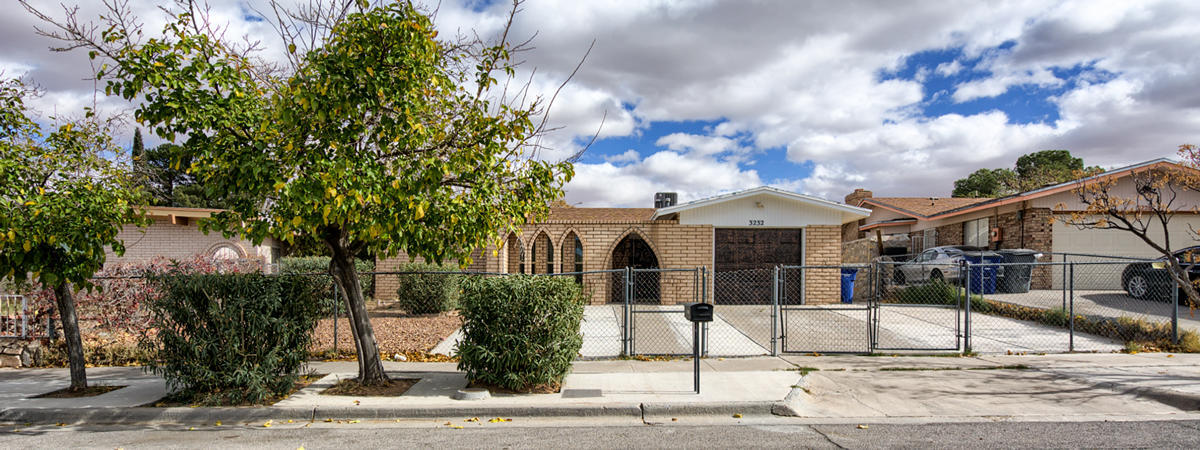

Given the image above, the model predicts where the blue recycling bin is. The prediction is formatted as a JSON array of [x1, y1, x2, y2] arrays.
[[963, 253, 1001, 295], [840, 268, 858, 303]]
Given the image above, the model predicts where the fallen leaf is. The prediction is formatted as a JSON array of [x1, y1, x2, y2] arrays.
[[732, 414, 743, 419], [188, 427, 195, 431], [465, 417, 479, 422], [1168, 354, 1175, 358], [444, 422, 452, 426], [348, 420, 360, 424], [287, 420, 294, 424], [56, 422, 66, 427], [857, 424, 869, 429], [671, 418, 678, 422], [263, 420, 273, 428], [354, 400, 361, 406], [214, 420, 222, 426], [323, 418, 333, 423]]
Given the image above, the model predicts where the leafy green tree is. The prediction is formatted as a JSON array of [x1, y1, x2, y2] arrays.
[[1016, 150, 1088, 191], [28, 1, 578, 384], [952, 150, 1102, 197], [951, 168, 1018, 198], [0, 78, 147, 390], [131, 141, 230, 208]]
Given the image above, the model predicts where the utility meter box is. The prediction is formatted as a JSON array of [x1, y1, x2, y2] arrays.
[[683, 302, 713, 322]]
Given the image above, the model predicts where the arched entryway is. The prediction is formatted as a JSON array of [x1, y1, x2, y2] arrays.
[[609, 233, 660, 303]]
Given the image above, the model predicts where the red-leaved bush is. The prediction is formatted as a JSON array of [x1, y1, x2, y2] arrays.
[[17, 254, 263, 343]]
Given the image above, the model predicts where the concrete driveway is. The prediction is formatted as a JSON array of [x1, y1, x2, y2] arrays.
[[580, 301, 1125, 357]]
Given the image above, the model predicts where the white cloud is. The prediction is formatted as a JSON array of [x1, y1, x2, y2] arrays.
[[6, 0, 1200, 207], [604, 149, 641, 164]]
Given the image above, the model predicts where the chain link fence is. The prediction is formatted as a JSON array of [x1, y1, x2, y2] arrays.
[[3, 256, 1197, 362]]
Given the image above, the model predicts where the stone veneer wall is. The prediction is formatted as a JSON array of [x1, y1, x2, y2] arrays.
[[803, 225, 843, 305]]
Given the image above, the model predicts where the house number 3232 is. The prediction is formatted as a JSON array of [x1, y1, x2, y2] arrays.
[[748, 219, 765, 226]]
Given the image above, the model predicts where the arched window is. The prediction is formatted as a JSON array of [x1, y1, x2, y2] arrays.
[[209, 244, 242, 260], [572, 235, 583, 283], [506, 233, 524, 274]]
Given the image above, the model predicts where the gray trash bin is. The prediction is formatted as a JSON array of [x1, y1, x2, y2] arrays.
[[997, 249, 1040, 293]]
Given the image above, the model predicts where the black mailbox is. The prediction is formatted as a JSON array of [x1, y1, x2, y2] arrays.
[[683, 302, 713, 322]]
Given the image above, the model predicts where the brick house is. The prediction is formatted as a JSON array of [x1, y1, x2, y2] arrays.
[[845, 158, 1200, 289], [378, 186, 869, 305], [106, 206, 280, 268]]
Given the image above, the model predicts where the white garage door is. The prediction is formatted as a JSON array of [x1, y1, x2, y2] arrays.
[[1051, 215, 1200, 289]]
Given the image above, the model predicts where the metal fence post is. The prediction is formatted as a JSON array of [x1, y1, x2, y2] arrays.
[[964, 261, 972, 354], [1173, 274, 1181, 345], [624, 266, 633, 356], [701, 266, 709, 357], [771, 265, 779, 357], [1061, 254, 1068, 312], [1069, 262, 1075, 353]]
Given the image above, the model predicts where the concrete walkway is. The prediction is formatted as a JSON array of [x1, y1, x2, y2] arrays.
[[5, 353, 1200, 425]]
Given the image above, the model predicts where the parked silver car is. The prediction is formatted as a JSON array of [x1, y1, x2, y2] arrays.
[[892, 246, 1000, 285]]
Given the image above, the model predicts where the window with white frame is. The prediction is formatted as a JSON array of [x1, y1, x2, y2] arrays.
[[964, 217, 989, 247]]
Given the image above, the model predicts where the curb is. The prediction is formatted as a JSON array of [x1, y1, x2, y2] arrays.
[[641, 401, 779, 417], [0, 403, 648, 425]]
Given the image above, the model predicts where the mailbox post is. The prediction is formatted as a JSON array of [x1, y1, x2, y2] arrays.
[[683, 302, 713, 394]]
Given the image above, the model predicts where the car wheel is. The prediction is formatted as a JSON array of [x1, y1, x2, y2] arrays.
[[1126, 274, 1151, 300], [929, 269, 944, 284]]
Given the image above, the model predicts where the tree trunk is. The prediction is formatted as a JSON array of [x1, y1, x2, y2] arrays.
[[53, 281, 88, 391], [327, 240, 389, 385]]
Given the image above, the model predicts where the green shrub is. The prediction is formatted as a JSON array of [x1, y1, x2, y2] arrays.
[[141, 273, 323, 405], [892, 281, 956, 305], [394, 262, 462, 314], [278, 256, 375, 298], [457, 275, 585, 392]]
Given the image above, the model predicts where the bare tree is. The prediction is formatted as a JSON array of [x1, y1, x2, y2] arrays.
[[1057, 145, 1200, 307]]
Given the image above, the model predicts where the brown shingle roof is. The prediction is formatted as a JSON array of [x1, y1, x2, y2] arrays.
[[861, 197, 991, 218], [541, 207, 658, 223]]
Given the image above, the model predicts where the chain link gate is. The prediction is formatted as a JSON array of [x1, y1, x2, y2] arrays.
[[777, 264, 874, 353], [622, 267, 705, 356], [872, 261, 963, 352]]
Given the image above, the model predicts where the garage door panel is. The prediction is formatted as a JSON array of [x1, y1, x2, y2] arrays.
[[1051, 216, 1200, 290], [715, 228, 803, 304]]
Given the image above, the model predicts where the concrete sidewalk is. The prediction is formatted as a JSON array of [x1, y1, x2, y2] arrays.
[[3, 353, 1200, 425]]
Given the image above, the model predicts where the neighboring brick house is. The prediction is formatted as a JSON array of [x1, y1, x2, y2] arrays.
[[846, 158, 1200, 289], [106, 206, 280, 268], [377, 186, 870, 305]]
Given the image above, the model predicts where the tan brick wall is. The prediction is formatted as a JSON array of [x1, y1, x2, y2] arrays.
[[105, 217, 272, 267], [375, 247, 489, 301], [804, 225, 842, 304], [376, 219, 714, 305]]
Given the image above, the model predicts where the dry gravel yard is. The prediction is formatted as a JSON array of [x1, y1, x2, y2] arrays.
[[308, 310, 461, 356]]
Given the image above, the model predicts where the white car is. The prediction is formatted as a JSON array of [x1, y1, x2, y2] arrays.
[[892, 246, 1000, 285]]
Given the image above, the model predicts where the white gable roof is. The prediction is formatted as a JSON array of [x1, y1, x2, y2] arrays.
[[653, 186, 870, 226]]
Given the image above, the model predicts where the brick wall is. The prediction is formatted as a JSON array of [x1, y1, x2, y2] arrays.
[[106, 217, 271, 266], [376, 219, 714, 305], [375, 247, 488, 300], [936, 223, 963, 247], [994, 208, 1054, 289], [804, 225, 842, 304]]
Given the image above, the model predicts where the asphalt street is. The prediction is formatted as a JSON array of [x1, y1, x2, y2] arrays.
[[4, 418, 1200, 449]]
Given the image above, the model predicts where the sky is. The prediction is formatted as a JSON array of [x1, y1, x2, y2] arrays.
[[4, 0, 1199, 207]]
